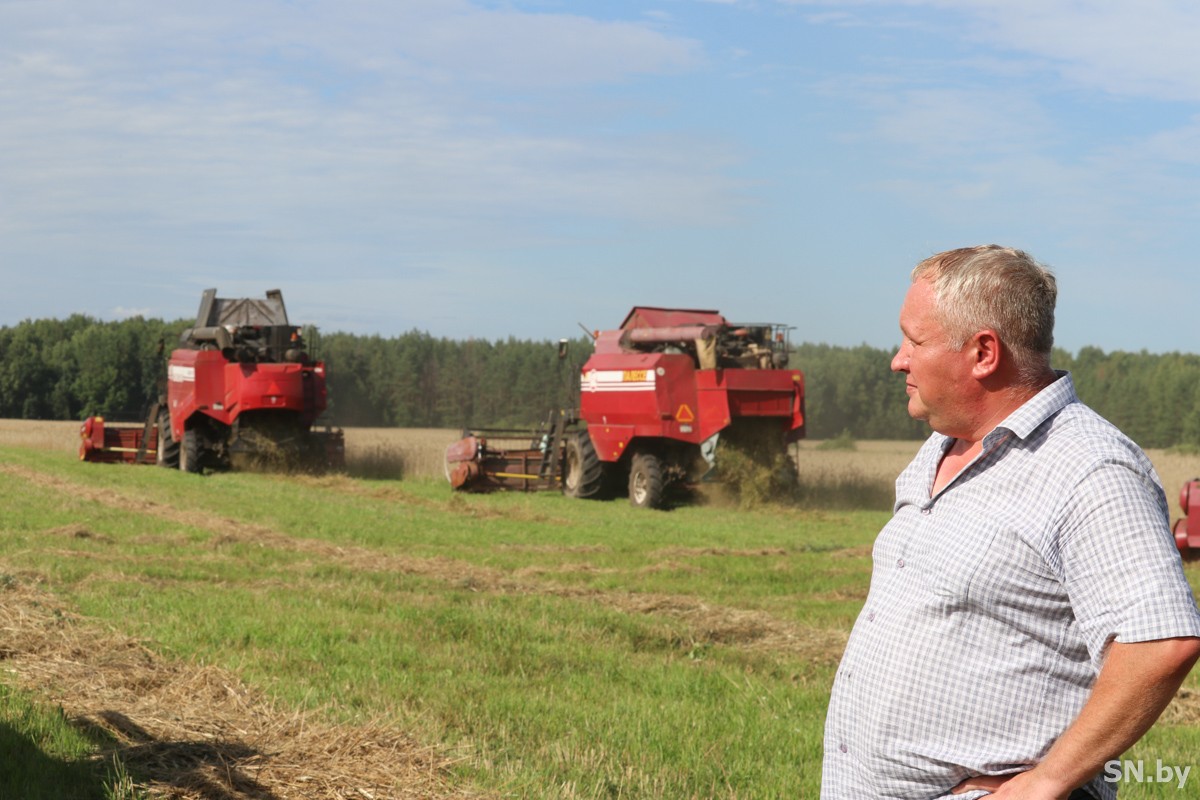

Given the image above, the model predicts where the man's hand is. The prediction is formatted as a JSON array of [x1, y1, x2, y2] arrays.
[[948, 637, 1200, 799], [951, 774, 1014, 794], [950, 771, 1069, 799]]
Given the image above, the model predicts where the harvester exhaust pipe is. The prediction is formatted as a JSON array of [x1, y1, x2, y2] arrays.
[[621, 325, 719, 346], [187, 326, 234, 349]]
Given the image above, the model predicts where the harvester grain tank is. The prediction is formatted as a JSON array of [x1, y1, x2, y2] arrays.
[[80, 288, 343, 472], [446, 306, 805, 508]]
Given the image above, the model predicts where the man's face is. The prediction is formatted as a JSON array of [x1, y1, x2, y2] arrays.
[[890, 278, 975, 435]]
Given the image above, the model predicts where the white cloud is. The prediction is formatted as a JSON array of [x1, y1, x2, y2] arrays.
[[0, 0, 732, 250], [859, 86, 1054, 160], [787, 0, 1200, 250], [1141, 117, 1200, 167], [782, 0, 1200, 101], [386, 4, 702, 87], [5, 0, 1198, 351], [954, 0, 1200, 102]]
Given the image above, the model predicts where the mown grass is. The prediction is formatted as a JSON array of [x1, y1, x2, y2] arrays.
[[0, 445, 881, 798], [3, 438, 1200, 798]]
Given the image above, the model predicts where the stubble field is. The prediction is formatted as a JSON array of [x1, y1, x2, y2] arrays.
[[30, 418, 1200, 507], [2, 419, 1199, 799]]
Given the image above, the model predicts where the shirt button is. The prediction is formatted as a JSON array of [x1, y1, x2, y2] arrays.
[[839, 743, 848, 753], [896, 558, 905, 568], [867, 612, 876, 621]]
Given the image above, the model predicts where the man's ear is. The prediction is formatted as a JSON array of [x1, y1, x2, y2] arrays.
[[970, 330, 1002, 378]]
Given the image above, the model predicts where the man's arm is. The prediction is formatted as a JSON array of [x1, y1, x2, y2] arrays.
[[954, 636, 1200, 799]]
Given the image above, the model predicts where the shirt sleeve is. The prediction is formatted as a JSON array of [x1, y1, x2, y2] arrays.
[[1054, 457, 1200, 664]]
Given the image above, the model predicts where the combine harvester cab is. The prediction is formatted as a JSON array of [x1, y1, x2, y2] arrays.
[[81, 288, 344, 473], [447, 306, 805, 508]]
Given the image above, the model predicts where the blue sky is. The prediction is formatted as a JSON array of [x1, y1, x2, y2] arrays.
[[3, 0, 1199, 355]]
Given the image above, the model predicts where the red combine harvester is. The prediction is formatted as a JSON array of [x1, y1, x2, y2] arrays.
[[1172, 479, 1200, 557], [445, 306, 805, 508], [80, 289, 343, 472]]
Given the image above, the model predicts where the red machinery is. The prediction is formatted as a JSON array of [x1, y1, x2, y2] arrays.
[[80, 289, 343, 472], [79, 416, 159, 464], [446, 307, 805, 508], [1173, 479, 1200, 557]]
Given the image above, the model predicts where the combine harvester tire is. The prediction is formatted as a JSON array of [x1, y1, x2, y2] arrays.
[[180, 429, 202, 474], [628, 451, 665, 509], [156, 410, 179, 468], [563, 431, 605, 499]]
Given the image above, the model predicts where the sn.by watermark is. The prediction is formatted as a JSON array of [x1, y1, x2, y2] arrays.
[[1104, 759, 1192, 789]]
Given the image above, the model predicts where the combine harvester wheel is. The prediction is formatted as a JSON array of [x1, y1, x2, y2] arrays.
[[563, 431, 605, 499], [628, 451, 665, 509], [180, 428, 203, 474], [156, 410, 179, 468]]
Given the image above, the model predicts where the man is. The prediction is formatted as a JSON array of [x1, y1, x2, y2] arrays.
[[821, 245, 1200, 800]]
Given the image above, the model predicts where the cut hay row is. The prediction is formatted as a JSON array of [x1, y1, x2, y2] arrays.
[[0, 573, 483, 800]]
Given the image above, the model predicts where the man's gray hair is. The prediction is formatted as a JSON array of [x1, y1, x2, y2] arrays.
[[912, 245, 1057, 385]]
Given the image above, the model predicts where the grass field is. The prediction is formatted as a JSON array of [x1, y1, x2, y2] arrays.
[[2, 420, 1200, 799]]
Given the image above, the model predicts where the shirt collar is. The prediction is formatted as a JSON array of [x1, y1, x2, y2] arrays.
[[983, 369, 1076, 446], [926, 371, 1077, 456]]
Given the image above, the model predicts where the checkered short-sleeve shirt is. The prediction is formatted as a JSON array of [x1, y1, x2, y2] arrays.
[[821, 373, 1200, 800]]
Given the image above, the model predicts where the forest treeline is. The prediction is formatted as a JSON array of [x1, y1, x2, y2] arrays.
[[4, 315, 1200, 448]]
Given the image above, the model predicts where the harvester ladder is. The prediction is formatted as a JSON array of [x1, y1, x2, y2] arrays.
[[538, 409, 567, 484], [134, 400, 161, 465]]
